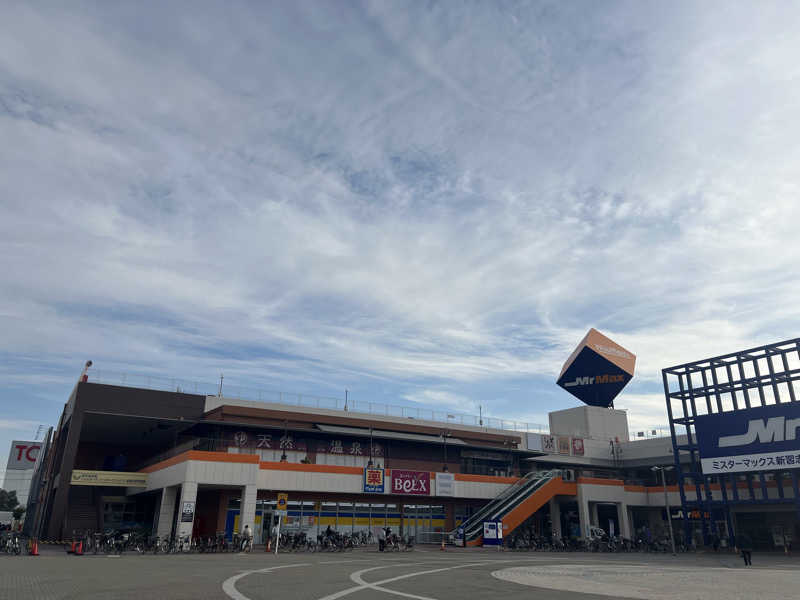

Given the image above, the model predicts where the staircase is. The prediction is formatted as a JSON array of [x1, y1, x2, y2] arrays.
[[455, 470, 576, 546]]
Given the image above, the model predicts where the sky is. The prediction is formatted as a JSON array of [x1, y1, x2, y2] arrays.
[[2, 1, 800, 482]]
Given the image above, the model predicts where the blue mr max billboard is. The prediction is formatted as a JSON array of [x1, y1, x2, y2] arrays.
[[694, 401, 800, 474], [556, 329, 636, 408]]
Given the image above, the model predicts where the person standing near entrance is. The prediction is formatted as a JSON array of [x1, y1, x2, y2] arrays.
[[737, 532, 753, 566]]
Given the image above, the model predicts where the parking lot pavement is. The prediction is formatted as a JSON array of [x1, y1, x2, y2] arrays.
[[2, 548, 800, 600]]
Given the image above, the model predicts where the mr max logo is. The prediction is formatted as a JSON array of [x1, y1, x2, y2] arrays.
[[718, 416, 800, 448], [563, 374, 626, 387]]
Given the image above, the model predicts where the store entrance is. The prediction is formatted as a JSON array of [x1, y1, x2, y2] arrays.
[[402, 503, 445, 544]]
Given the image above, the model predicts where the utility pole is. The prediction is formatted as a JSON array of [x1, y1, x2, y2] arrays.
[[344, 389, 348, 411], [653, 465, 676, 555], [218, 373, 224, 397]]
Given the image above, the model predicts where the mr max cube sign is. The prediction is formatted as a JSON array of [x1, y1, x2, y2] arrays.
[[557, 328, 635, 408]]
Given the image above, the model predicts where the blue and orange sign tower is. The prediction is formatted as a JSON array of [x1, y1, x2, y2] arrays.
[[557, 328, 636, 408]]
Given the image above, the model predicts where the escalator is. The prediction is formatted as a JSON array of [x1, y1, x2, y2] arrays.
[[455, 470, 576, 546]]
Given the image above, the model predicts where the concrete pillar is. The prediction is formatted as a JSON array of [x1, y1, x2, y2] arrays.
[[175, 482, 198, 539], [156, 486, 178, 538], [549, 498, 562, 538], [216, 491, 229, 535], [618, 503, 632, 539], [240, 484, 257, 535], [576, 487, 591, 538]]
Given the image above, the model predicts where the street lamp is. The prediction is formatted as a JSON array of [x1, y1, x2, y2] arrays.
[[651, 465, 676, 555], [367, 428, 374, 468], [442, 430, 449, 472], [280, 419, 288, 462]]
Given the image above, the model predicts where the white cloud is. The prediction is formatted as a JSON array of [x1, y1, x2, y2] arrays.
[[0, 419, 41, 432], [1, 2, 800, 434]]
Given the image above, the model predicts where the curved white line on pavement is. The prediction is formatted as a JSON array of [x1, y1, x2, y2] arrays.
[[316, 561, 489, 600], [222, 563, 310, 600]]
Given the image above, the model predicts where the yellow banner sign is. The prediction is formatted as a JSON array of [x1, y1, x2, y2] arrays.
[[277, 493, 288, 511], [71, 470, 148, 487]]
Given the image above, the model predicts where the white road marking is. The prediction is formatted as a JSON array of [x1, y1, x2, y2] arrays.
[[223, 554, 579, 600], [222, 563, 310, 600], [316, 561, 491, 600]]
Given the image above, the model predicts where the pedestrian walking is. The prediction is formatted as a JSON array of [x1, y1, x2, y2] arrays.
[[268, 521, 278, 552], [737, 532, 753, 566], [241, 524, 253, 552]]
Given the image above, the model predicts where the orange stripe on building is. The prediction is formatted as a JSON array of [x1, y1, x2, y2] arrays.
[[624, 485, 647, 493], [140, 450, 259, 473], [454, 473, 520, 485], [259, 461, 363, 475], [577, 477, 624, 487]]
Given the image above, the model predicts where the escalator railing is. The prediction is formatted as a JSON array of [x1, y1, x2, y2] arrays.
[[455, 470, 561, 544]]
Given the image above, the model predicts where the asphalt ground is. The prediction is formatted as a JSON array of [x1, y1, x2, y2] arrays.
[[1, 546, 799, 600]]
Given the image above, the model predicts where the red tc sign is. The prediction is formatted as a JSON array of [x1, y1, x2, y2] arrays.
[[6, 440, 41, 470]]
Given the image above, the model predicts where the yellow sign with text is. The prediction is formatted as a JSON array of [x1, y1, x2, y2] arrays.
[[277, 493, 288, 511], [71, 470, 148, 487]]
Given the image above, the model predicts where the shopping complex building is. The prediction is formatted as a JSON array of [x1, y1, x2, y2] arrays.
[[10, 376, 710, 546], [16, 335, 800, 550]]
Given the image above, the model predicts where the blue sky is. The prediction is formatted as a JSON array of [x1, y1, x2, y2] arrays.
[[2, 1, 800, 481]]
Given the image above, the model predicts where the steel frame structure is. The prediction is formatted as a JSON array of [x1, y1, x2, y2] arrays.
[[662, 337, 800, 545]]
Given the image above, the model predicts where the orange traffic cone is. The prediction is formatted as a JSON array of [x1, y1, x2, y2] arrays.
[[75, 541, 83, 555], [30, 539, 39, 556], [68, 540, 76, 554]]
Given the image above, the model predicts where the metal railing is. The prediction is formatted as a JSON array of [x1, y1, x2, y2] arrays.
[[85, 369, 670, 440], [87, 369, 548, 434]]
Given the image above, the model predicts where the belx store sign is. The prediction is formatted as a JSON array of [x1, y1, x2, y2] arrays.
[[391, 470, 430, 495]]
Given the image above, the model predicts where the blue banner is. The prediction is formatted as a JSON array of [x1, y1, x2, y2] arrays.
[[694, 401, 800, 474], [363, 468, 385, 493]]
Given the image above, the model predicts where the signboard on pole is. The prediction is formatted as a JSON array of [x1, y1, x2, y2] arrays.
[[456, 525, 465, 547], [556, 328, 636, 408], [6, 441, 41, 470], [277, 493, 288, 512], [482, 521, 503, 546], [694, 402, 800, 474]]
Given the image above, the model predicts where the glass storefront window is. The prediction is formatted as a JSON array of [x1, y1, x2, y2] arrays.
[[354, 503, 370, 534], [386, 503, 400, 529], [338, 501, 354, 533], [300, 501, 316, 534], [370, 503, 386, 530], [321, 501, 337, 533]]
